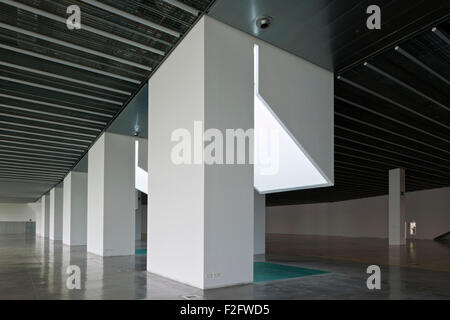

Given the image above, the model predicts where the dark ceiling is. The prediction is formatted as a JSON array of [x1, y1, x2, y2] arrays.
[[208, 0, 450, 206], [268, 18, 450, 205], [0, 0, 215, 202]]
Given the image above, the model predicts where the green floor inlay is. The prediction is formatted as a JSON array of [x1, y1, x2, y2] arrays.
[[135, 249, 147, 256], [253, 262, 328, 283]]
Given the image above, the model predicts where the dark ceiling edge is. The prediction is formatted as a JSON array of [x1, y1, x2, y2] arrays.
[[337, 12, 450, 74], [265, 185, 450, 207], [32, 0, 220, 203]]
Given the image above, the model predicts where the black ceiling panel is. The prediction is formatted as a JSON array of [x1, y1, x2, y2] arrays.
[[267, 18, 450, 206]]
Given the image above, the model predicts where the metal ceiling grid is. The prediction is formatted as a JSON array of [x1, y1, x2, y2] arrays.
[[0, 0, 215, 200]]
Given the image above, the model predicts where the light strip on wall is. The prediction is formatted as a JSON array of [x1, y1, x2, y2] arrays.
[[135, 140, 148, 194]]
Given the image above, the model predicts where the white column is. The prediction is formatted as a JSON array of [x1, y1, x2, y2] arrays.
[[40, 193, 50, 237], [254, 190, 266, 255], [87, 132, 135, 256], [148, 16, 254, 289], [63, 171, 88, 246], [35, 198, 42, 237], [49, 186, 63, 241], [389, 168, 406, 245]]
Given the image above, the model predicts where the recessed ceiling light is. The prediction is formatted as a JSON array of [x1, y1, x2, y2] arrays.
[[256, 16, 273, 30]]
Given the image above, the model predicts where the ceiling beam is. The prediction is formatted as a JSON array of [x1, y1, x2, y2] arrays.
[[0, 132, 87, 149], [335, 125, 450, 163], [0, 93, 115, 118], [336, 96, 449, 143], [0, 138, 85, 153], [394, 46, 449, 85], [0, 0, 166, 56], [0, 141, 82, 157], [0, 112, 100, 134], [335, 136, 449, 170], [162, 0, 200, 16], [80, 0, 181, 38], [0, 151, 75, 164], [0, 103, 107, 125], [337, 75, 450, 130], [432, 27, 450, 45], [0, 75, 122, 105], [0, 61, 131, 96], [363, 62, 449, 112], [0, 43, 140, 84], [0, 22, 152, 71], [0, 120, 95, 141], [335, 112, 450, 155]]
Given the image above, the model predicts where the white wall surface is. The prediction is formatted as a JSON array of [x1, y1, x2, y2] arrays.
[[63, 171, 88, 246], [389, 168, 406, 245], [148, 16, 206, 288], [258, 40, 334, 186], [49, 186, 63, 241], [0, 202, 40, 221], [87, 133, 105, 256], [104, 132, 135, 256], [87, 132, 135, 256], [148, 16, 254, 289], [254, 190, 266, 254], [41, 194, 50, 237], [203, 16, 254, 288], [267, 187, 450, 240], [0, 222, 35, 235]]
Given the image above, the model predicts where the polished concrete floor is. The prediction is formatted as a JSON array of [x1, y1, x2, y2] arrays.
[[267, 234, 450, 272], [0, 234, 449, 300]]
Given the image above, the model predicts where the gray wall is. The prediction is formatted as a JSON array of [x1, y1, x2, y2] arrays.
[[0, 222, 35, 235], [254, 190, 266, 254], [267, 187, 450, 240]]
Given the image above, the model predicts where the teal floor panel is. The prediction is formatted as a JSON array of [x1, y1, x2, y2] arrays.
[[133, 251, 327, 282], [254, 262, 328, 283], [135, 249, 147, 256]]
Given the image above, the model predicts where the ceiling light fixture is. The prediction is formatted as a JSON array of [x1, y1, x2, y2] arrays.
[[256, 16, 273, 30]]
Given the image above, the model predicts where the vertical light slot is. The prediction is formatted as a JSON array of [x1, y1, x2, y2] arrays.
[[135, 140, 148, 194]]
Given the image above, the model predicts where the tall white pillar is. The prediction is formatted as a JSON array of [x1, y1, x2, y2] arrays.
[[40, 193, 50, 238], [389, 168, 406, 245], [49, 185, 63, 240], [87, 132, 135, 256], [254, 190, 266, 255], [63, 171, 88, 246], [148, 16, 254, 289]]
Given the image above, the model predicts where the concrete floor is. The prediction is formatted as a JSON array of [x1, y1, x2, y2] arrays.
[[267, 234, 450, 272], [0, 234, 449, 300]]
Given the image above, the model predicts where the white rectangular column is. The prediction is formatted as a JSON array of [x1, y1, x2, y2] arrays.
[[87, 132, 135, 256], [49, 186, 63, 241], [40, 193, 50, 238], [148, 16, 254, 289], [389, 168, 406, 245], [63, 171, 88, 246], [254, 190, 266, 255]]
